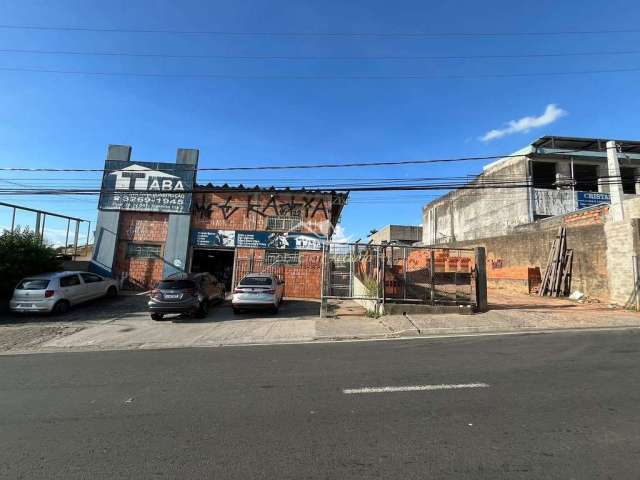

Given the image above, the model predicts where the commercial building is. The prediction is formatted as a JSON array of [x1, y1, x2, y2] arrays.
[[368, 225, 422, 245], [91, 145, 347, 299]]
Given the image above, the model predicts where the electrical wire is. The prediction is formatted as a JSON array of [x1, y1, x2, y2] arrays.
[[0, 24, 639, 37], [2, 65, 639, 80], [0, 148, 588, 172], [2, 47, 640, 61]]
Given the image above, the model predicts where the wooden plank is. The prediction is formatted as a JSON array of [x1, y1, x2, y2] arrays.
[[561, 249, 573, 296], [549, 228, 564, 297], [539, 237, 558, 296], [552, 227, 567, 297]]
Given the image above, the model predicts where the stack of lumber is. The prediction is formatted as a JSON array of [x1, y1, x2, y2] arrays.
[[539, 226, 573, 297]]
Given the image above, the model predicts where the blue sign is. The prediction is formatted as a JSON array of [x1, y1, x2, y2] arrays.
[[191, 229, 325, 250], [576, 191, 610, 210], [99, 160, 196, 214], [191, 229, 236, 248]]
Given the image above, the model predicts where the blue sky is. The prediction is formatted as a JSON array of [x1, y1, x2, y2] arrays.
[[1, 0, 639, 244]]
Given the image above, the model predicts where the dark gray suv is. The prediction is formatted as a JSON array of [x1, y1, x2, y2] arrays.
[[148, 273, 225, 320]]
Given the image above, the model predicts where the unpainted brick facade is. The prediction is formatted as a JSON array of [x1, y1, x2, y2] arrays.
[[113, 189, 343, 298]]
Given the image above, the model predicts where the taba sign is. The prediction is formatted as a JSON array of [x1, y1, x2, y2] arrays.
[[576, 191, 610, 210], [191, 228, 325, 250], [99, 161, 195, 214]]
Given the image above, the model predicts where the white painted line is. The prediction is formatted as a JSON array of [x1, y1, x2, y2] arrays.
[[342, 383, 490, 394]]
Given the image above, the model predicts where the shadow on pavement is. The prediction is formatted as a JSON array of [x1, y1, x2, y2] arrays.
[[0, 294, 149, 325], [174, 299, 320, 324]]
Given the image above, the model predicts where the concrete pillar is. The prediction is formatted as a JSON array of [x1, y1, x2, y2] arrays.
[[604, 219, 640, 306], [607, 141, 625, 221], [555, 161, 572, 188], [89, 145, 132, 278], [474, 247, 488, 312], [634, 167, 640, 195], [107, 145, 132, 162], [597, 164, 610, 194], [162, 148, 199, 278]]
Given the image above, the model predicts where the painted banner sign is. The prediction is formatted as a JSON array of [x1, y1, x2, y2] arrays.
[[99, 161, 196, 214], [576, 191, 610, 209], [191, 228, 325, 250]]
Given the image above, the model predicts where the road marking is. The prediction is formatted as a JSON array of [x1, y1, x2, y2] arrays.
[[342, 383, 490, 394]]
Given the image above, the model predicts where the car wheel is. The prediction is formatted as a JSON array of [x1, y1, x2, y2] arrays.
[[106, 286, 117, 298], [151, 313, 163, 321], [197, 300, 209, 319], [52, 300, 70, 315], [232, 307, 242, 315]]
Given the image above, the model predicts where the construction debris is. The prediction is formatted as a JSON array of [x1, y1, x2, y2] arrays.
[[569, 291, 585, 301], [539, 226, 573, 297]]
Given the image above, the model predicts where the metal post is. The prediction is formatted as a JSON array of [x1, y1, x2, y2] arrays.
[[403, 247, 407, 301], [64, 218, 70, 254], [40, 214, 46, 245], [474, 247, 488, 312], [378, 245, 384, 314], [85, 221, 91, 254], [348, 245, 353, 298], [11, 207, 16, 232], [633, 255, 640, 311], [73, 220, 80, 260], [429, 249, 435, 305], [35, 211, 41, 237], [319, 243, 327, 318]]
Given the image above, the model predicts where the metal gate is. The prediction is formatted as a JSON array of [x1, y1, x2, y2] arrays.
[[382, 245, 476, 305], [321, 243, 480, 314]]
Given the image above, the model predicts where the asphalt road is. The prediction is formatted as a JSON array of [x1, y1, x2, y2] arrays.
[[2, 330, 640, 479]]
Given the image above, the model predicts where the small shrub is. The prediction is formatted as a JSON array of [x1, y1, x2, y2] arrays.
[[0, 227, 62, 296]]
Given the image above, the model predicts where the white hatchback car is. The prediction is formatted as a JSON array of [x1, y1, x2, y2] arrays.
[[10, 271, 119, 315], [232, 273, 284, 314]]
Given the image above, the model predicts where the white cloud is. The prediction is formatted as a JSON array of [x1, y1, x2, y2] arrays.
[[331, 224, 352, 243], [480, 104, 567, 142]]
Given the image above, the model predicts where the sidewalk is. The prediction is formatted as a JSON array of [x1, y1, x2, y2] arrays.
[[3, 291, 640, 354]]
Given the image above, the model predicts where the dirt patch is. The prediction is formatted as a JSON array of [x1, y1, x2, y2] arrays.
[[0, 325, 84, 352]]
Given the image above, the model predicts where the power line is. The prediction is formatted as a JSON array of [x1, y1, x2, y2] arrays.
[[0, 24, 639, 37], [0, 177, 631, 195], [2, 65, 640, 80], [2, 47, 640, 61], [0, 149, 585, 172]]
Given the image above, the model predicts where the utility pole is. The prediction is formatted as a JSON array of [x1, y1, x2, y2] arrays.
[[607, 140, 625, 222]]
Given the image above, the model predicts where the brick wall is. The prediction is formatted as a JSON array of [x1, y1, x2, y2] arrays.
[[115, 212, 169, 289], [234, 248, 322, 299], [442, 209, 609, 299], [191, 192, 335, 235]]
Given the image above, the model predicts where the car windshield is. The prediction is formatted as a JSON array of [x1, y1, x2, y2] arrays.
[[239, 277, 272, 286], [16, 279, 50, 290], [158, 280, 195, 290]]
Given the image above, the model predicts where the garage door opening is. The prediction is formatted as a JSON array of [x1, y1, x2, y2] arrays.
[[191, 249, 235, 291]]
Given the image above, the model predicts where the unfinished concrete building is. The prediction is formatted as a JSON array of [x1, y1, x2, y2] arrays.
[[368, 225, 423, 245], [421, 136, 640, 305], [423, 136, 640, 244]]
